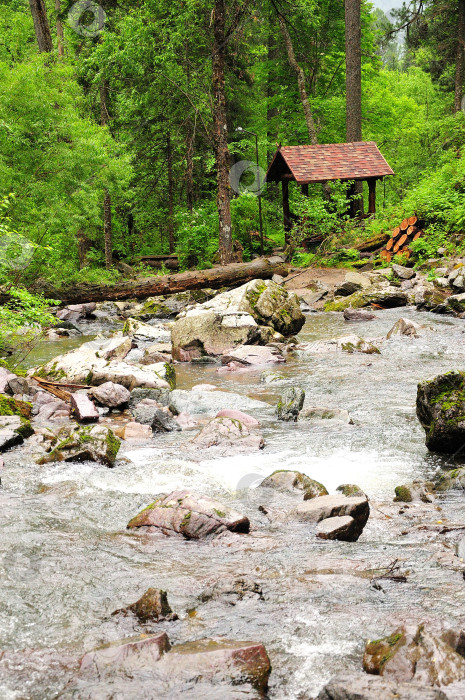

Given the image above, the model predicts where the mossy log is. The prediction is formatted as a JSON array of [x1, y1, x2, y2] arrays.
[[23, 258, 290, 305]]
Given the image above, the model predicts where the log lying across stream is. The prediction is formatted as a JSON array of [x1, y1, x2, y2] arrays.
[[30, 257, 291, 305]]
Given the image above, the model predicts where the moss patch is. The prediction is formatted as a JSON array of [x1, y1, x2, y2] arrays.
[[0, 394, 32, 418]]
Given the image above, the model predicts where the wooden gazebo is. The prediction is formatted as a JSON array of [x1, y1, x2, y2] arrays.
[[266, 142, 394, 230]]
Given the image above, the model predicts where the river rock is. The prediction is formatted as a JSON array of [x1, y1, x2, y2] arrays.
[[90, 360, 174, 391], [0, 416, 33, 452], [221, 344, 285, 366], [336, 484, 365, 497], [36, 399, 70, 422], [199, 576, 264, 605], [171, 279, 304, 360], [445, 293, 465, 314], [37, 424, 120, 467], [0, 367, 16, 393], [89, 381, 131, 408], [127, 489, 250, 539], [394, 481, 435, 503], [70, 393, 99, 423], [276, 386, 305, 421], [363, 624, 465, 686], [316, 515, 361, 541], [190, 417, 264, 452], [80, 632, 170, 678], [132, 404, 181, 433], [316, 672, 448, 699], [0, 394, 32, 418], [387, 317, 423, 339], [435, 467, 465, 491], [169, 389, 271, 416], [216, 409, 259, 427], [448, 267, 465, 292], [155, 638, 271, 694], [325, 285, 408, 311], [119, 421, 152, 440], [112, 588, 178, 623], [129, 387, 171, 409], [392, 264, 416, 280], [343, 308, 377, 321], [291, 494, 369, 540], [416, 371, 465, 452], [335, 271, 372, 296], [97, 335, 132, 361], [5, 376, 32, 396], [259, 470, 328, 499], [123, 317, 171, 342]]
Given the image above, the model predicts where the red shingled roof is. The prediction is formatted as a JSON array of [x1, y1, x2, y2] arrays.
[[266, 142, 394, 184]]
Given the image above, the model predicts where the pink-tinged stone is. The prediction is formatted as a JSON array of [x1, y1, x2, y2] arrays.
[[157, 638, 271, 693], [174, 412, 198, 430], [127, 489, 249, 539], [70, 394, 99, 423], [122, 422, 152, 440], [215, 409, 260, 428], [79, 633, 170, 677], [192, 384, 218, 391]]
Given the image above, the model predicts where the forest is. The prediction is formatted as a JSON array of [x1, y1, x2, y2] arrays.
[[1, 1, 465, 291]]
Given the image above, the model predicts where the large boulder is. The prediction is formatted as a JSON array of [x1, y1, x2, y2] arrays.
[[70, 393, 99, 423], [190, 416, 264, 453], [291, 494, 370, 541], [448, 266, 465, 292], [221, 344, 285, 367], [363, 624, 465, 686], [127, 490, 250, 539], [171, 279, 304, 360], [324, 285, 408, 311], [416, 371, 465, 452], [316, 673, 448, 699], [131, 404, 181, 433], [37, 424, 121, 467]]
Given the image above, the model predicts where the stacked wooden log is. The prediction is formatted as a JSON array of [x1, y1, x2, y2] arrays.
[[380, 215, 425, 263]]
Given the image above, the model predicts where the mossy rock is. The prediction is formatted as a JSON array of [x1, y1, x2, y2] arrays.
[[324, 286, 408, 312], [0, 394, 32, 419], [336, 484, 365, 498], [435, 467, 465, 492], [363, 630, 406, 675], [417, 371, 465, 452], [37, 424, 121, 468], [259, 469, 328, 500]]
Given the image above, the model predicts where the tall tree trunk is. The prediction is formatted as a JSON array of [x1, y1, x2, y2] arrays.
[[267, 15, 279, 160], [167, 132, 175, 254], [455, 0, 465, 113], [277, 15, 318, 145], [55, 0, 64, 57], [29, 0, 53, 53], [344, 0, 363, 214], [212, 0, 233, 265], [185, 122, 194, 212], [100, 82, 113, 270]]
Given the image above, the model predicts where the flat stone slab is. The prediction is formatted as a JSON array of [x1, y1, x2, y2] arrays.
[[292, 495, 369, 523], [316, 515, 358, 541], [70, 393, 99, 423], [80, 633, 170, 677]]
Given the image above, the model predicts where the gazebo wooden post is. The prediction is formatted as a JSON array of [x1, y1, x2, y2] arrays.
[[368, 178, 376, 215], [348, 181, 356, 218], [282, 180, 291, 235], [301, 183, 309, 196]]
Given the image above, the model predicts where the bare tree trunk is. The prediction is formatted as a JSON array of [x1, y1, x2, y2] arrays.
[[213, 0, 233, 265], [100, 82, 113, 270], [29, 0, 53, 53], [345, 0, 363, 214], [185, 122, 195, 212], [267, 15, 279, 160], [77, 230, 91, 269], [277, 15, 318, 145], [455, 0, 465, 113], [55, 0, 64, 57], [167, 132, 175, 254]]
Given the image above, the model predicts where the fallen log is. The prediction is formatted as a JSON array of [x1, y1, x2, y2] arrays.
[[28, 257, 290, 305], [354, 232, 390, 252], [33, 376, 71, 402]]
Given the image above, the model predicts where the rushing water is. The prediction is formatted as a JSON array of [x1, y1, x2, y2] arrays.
[[2, 307, 465, 699]]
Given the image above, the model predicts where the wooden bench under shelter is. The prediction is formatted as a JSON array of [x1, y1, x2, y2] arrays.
[[265, 142, 394, 232]]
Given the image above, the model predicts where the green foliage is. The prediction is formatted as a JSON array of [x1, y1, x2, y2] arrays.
[[175, 204, 219, 269]]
